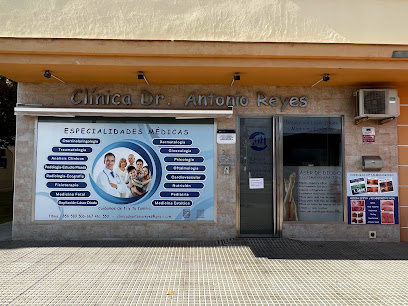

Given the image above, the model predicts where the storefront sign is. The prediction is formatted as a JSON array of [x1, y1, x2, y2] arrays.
[[283, 117, 342, 134], [70, 89, 308, 111], [347, 172, 399, 224], [35, 121, 214, 221]]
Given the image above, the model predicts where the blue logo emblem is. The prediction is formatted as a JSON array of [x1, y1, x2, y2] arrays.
[[249, 132, 267, 151]]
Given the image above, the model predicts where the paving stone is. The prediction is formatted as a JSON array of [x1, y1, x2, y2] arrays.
[[0, 224, 408, 305]]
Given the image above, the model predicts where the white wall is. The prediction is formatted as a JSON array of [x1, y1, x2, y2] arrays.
[[0, 0, 407, 44]]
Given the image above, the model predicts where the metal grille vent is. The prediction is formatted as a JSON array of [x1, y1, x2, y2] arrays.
[[363, 91, 386, 114]]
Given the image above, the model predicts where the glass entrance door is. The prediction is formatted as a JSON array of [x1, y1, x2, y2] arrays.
[[239, 118, 276, 236]]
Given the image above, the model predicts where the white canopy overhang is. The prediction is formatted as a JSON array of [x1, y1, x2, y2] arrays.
[[14, 107, 233, 119]]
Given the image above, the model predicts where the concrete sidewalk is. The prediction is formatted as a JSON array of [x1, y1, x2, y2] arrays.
[[0, 227, 407, 305]]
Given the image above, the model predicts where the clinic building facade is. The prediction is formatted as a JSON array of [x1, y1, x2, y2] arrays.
[[10, 68, 404, 241], [1, 1, 408, 241]]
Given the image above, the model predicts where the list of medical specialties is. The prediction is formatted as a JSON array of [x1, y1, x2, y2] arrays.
[[35, 121, 214, 221], [283, 166, 343, 222], [347, 173, 399, 225]]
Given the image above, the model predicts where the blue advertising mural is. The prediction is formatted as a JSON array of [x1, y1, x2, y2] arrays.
[[347, 173, 399, 225], [35, 121, 214, 221]]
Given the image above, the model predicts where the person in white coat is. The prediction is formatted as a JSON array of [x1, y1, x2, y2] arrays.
[[96, 152, 127, 197]]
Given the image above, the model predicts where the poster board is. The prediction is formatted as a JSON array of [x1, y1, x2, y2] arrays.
[[34, 120, 214, 221], [347, 172, 399, 224], [283, 166, 343, 222]]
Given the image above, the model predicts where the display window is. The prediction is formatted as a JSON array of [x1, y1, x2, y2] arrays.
[[282, 117, 343, 222]]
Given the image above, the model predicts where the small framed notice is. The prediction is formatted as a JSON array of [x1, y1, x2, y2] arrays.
[[217, 129, 236, 144], [362, 127, 375, 144], [249, 178, 264, 189]]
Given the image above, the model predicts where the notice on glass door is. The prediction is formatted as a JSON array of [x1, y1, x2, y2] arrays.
[[249, 178, 264, 189]]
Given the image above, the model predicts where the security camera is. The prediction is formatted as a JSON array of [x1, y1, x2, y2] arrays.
[[44, 70, 52, 79], [234, 72, 241, 81], [323, 74, 330, 82]]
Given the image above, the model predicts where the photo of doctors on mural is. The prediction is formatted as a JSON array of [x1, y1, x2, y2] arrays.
[[94, 150, 151, 198], [96, 152, 128, 197], [34, 120, 215, 221]]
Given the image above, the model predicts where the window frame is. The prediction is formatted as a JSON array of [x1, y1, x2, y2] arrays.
[[278, 115, 344, 224]]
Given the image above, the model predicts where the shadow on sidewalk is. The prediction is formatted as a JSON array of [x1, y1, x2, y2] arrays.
[[223, 238, 408, 260]]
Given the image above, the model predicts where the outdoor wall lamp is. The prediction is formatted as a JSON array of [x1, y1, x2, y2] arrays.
[[230, 72, 241, 86], [43, 70, 66, 84], [311, 73, 330, 87], [138, 71, 150, 85]]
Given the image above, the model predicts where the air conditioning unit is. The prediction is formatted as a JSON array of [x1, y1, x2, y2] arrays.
[[355, 89, 400, 120]]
